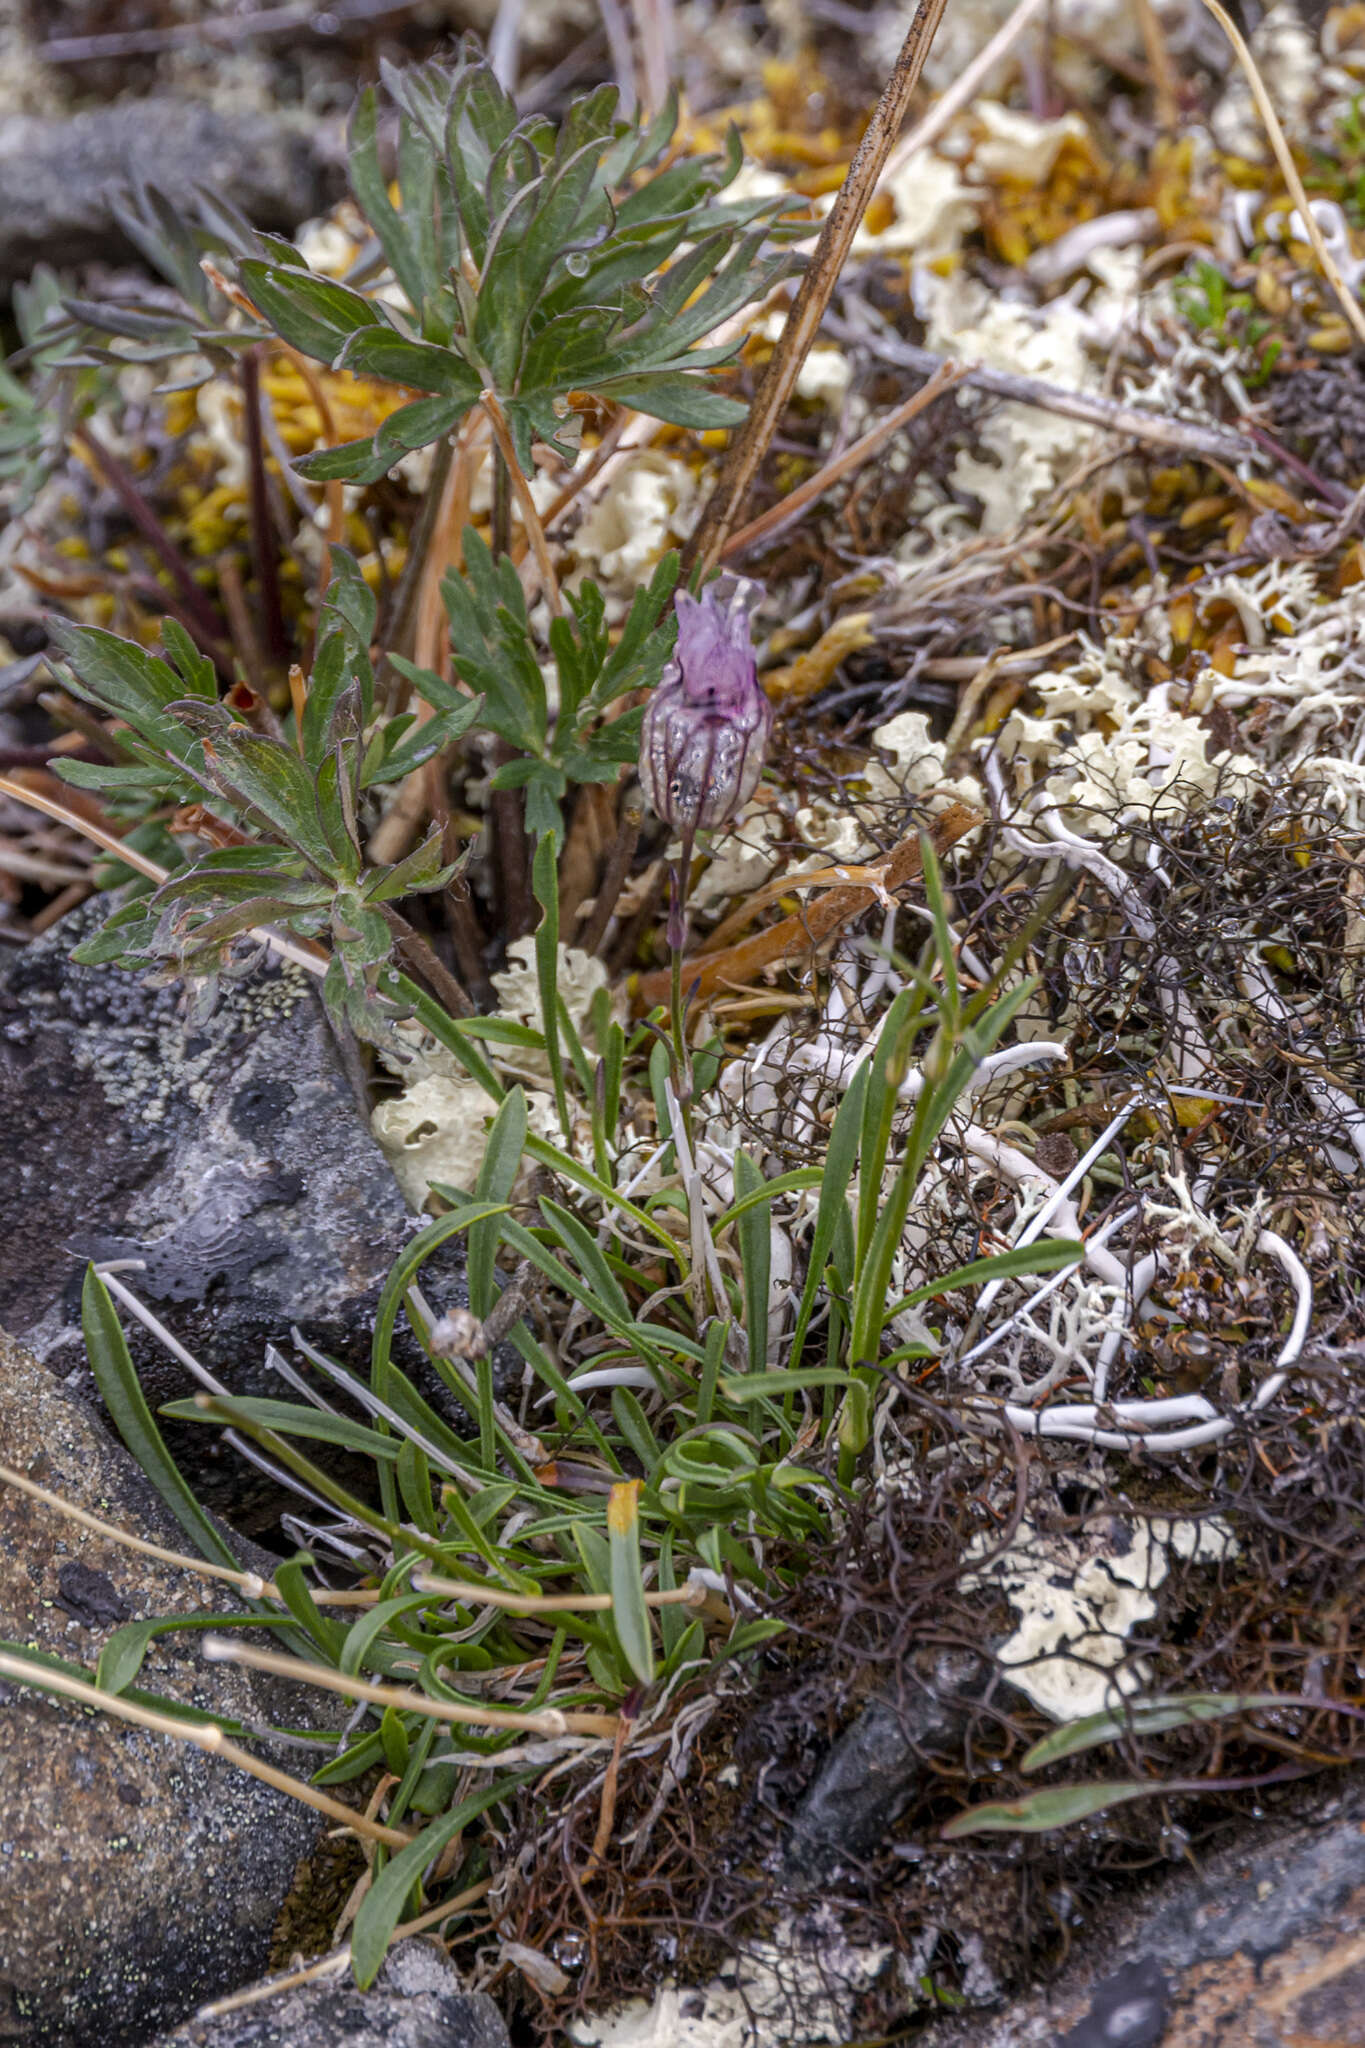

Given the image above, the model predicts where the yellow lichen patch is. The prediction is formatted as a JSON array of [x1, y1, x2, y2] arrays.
[[1146, 135, 1218, 242], [763, 612, 874, 703], [259, 358, 411, 455], [683, 56, 852, 172], [158, 354, 419, 560], [975, 119, 1112, 263], [179, 481, 249, 557], [1171, 1096, 1221, 1129], [1307, 318, 1354, 353]]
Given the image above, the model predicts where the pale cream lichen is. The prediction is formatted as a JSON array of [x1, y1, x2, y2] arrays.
[[489, 937, 619, 1079], [571, 1910, 899, 2048], [568, 450, 699, 592], [371, 1072, 561, 1212], [961, 1513, 1239, 1721]]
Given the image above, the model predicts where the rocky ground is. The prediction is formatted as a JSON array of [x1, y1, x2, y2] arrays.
[[4, 0, 1365, 2044]]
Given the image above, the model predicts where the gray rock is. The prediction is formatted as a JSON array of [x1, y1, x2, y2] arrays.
[[0, 1327, 335, 2047], [0, 97, 341, 288], [0, 907, 481, 1518], [934, 1772, 1365, 2046], [151, 1940, 511, 2048]]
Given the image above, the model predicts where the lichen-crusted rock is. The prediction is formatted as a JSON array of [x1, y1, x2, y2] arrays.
[[0, 1328, 333, 2046], [0, 906, 481, 1514], [0, 98, 342, 289], [150, 1940, 511, 2048], [935, 1774, 1365, 2047]]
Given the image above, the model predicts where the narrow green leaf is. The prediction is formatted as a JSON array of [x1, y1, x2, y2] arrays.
[[81, 1267, 237, 1571], [97, 1611, 274, 1696], [293, 438, 396, 485], [158, 1396, 401, 1461], [351, 1776, 528, 1988], [538, 1197, 631, 1325], [273, 1555, 346, 1662], [787, 1059, 865, 1375], [337, 1595, 439, 1681], [469, 1087, 527, 1321], [607, 1479, 654, 1687], [1022, 1693, 1295, 1772], [380, 1706, 412, 1779], [589, 372, 747, 428], [531, 830, 572, 1142], [718, 1367, 853, 1401], [396, 1437, 439, 1535], [610, 1388, 660, 1476], [890, 1240, 1086, 1312], [941, 1781, 1161, 1839], [238, 261, 378, 363]]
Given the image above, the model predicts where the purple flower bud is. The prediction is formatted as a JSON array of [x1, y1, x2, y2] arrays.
[[639, 584, 772, 840]]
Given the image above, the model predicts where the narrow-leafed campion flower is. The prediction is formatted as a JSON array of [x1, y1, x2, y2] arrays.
[[639, 585, 772, 841]]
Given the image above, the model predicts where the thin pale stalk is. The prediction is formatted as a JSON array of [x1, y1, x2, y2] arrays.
[[0, 776, 330, 978], [203, 1636, 622, 1738], [480, 389, 563, 615], [0, 1459, 381, 1604], [413, 1571, 718, 1618], [0, 1651, 412, 1846], [722, 360, 966, 559], [683, 0, 951, 578], [194, 1881, 493, 2020], [1134, 0, 1180, 128]]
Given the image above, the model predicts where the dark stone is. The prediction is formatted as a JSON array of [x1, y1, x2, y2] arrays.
[[0, 906, 492, 1518], [54, 1558, 130, 1627], [782, 1651, 990, 1883], [0, 1327, 333, 2047], [0, 98, 343, 289], [149, 1940, 511, 2048]]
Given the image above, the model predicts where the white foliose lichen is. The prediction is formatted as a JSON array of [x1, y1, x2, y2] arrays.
[[569, 449, 700, 593], [489, 938, 620, 1079], [868, 710, 988, 814], [371, 941, 616, 1207], [969, 102, 1091, 184], [371, 1073, 560, 1212], [988, 613, 1261, 831], [846, 147, 980, 259], [913, 270, 1101, 531], [571, 1910, 900, 2048], [961, 1513, 1239, 1721]]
